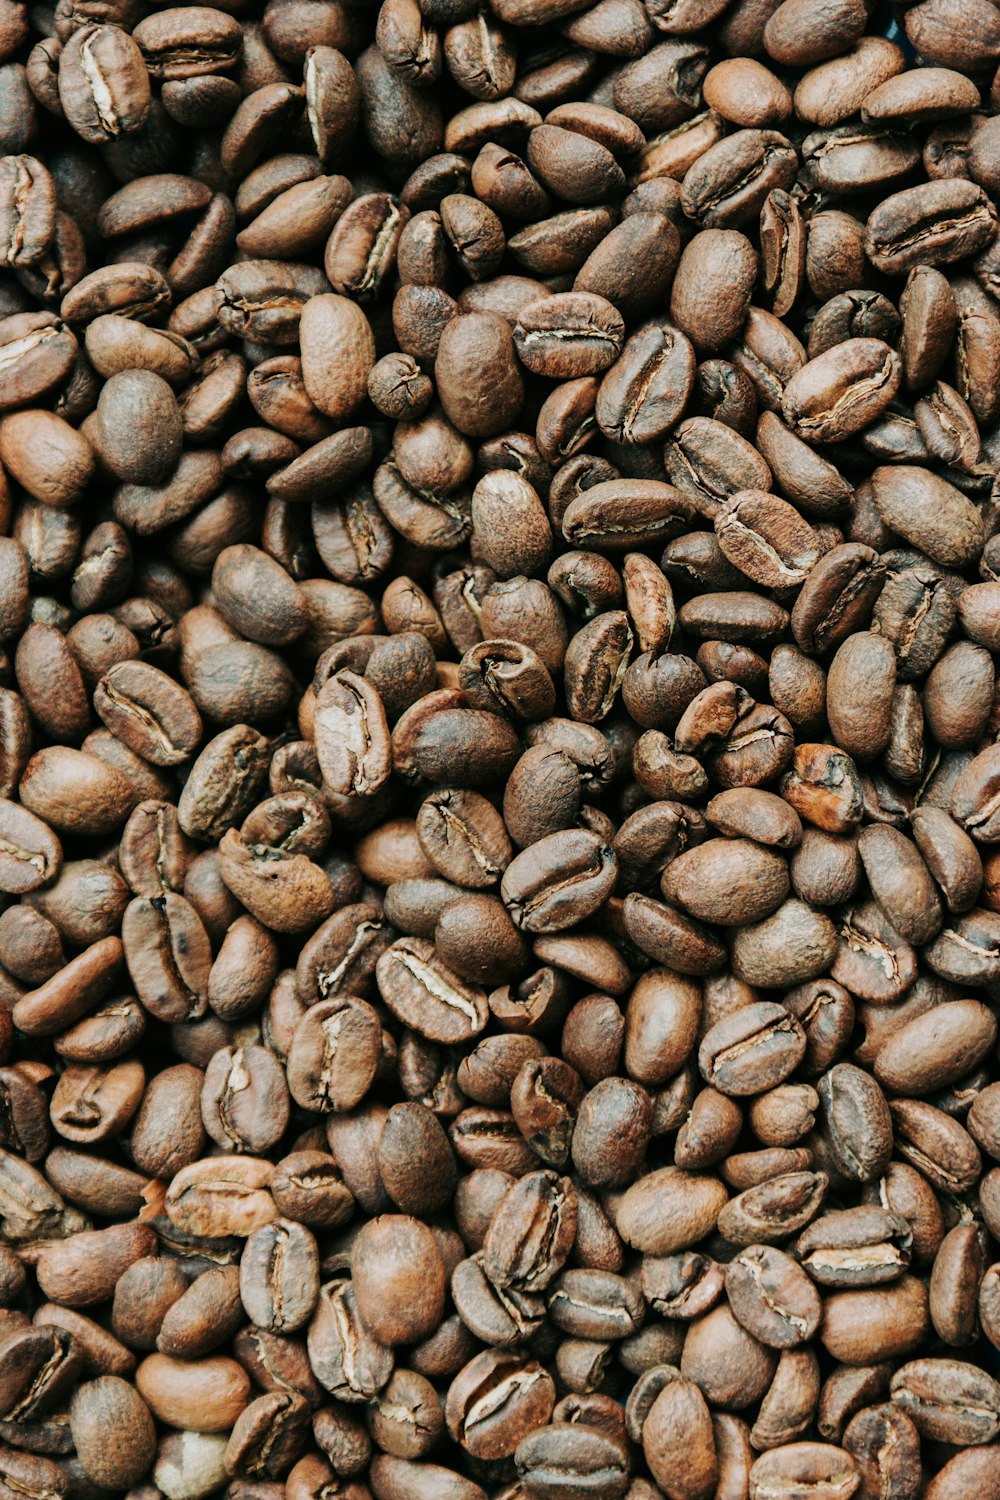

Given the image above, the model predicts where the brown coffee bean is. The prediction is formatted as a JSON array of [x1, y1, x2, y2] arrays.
[[514, 293, 624, 379], [681, 129, 797, 229], [377, 937, 488, 1043], [870, 466, 984, 568], [58, 26, 150, 144], [618, 1167, 729, 1255], [597, 324, 696, 446], [352, 1214, 445, 1347], [37, 1221, 156, 1307], [795, 1205, 913, 1289], [717, 1171, 828, 1246], [299, 295, 375, 424], [69, 1377, 156, 1488], [0, 409, 94, 506], [716, 491, 819, 589], [642, 1369, 718, 1499], [699, 1003, 806, 1097], [891, 1358, 1000, 1445], [725, 1245, 822, 1348], [782, 339, 902, 444], [445, 1349, 554, 1460], [748, 1444, 860, 1500], [501, 830, 617, 934]]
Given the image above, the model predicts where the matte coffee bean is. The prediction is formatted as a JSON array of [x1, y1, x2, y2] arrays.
[[865, 179, 997, 274], [596, 324, 696, 445], [782, 339, 902, 444], [699, 1002, 806, 1096], [715, 491, 819, 588], [377, 937, 488, 1043], [69, 1377, 156, 1488], [748, 1444, 859, 1500], [891, 1359, 1000, 1445], [642, 1371, 717, 1499], [725, 1245, 822, 1348], [299, 295, 375, 424], [58, 26, 150, 145], [826, 633, 896, 763], [870, 466, 984, 568], [514, 293, 625, 379]]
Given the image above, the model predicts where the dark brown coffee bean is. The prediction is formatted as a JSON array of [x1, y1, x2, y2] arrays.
[[725, 1245, 822, 1348], [514, 293, 624, 379], [866, 180, 997, 274], [58, 26, 150, 145], [715, 490, 819, 588], [377, 937, 488, 1043], [826, 633, 896, 763], [596, 324, 696, 445], [782, 339, 902, 444], [700, 1002, 806, 1097], [4, 0, 1000, 1484], [681, 129, 797, 229]]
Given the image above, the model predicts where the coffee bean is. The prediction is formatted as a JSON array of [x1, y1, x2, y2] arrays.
[[514, 292, 625, 379], [515, 1422, 630, 1500], [782, 339, 902, 443], [715, 489, 820, 588], [67, 1376, 155, 1488], [642, 1370, 717, 1497], [870, 465, 984, 567], [596, 323, 696, 444], [681, 128, 797, 228], [376, 937, 488, 1043], [57, 26, 150, 146], [748, 1443, 860, 1500], [298, 294, 375, 424], [725, 1244, 822, 1348], [865, 179, 997, 274], [891, 1358, 1000, 1445], [2, 0, 1000, 1491], [446, 1348, 555, 1459], [700, 1002, 806, 1096]]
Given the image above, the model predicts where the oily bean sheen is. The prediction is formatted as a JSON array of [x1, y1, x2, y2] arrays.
[[0, 0, 998, 1494]]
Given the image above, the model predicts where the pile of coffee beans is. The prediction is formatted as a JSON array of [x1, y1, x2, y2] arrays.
[[4, 0, 1000, 1493]]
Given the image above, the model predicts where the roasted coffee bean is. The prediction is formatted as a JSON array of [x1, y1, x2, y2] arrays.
[[596, 324, 695, 445], [515, 1423, 629, 1500], [57, 26, 150, 146], [699, 1002, 805, 1096], [870, 466, 984, 568], [681, 128, 797, 229], [0, 0, 998, 1490], [716, 490, 819, 588], [748, 1444, 860, 1500], [795, 1205, 913, 1289], [818, 1062, 893, 1182], [376, 937, 488, 1043], [641, 1369, 717, 1497], [515, 293, 625, 381], [782, 339, 902, 444], [866, 179, 997, 274], [891, 1359, 1000, 1445], [717, 1170, 828, 1246], [725, 1244, 822, 1348], [446, 1348, 554, 1459]]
